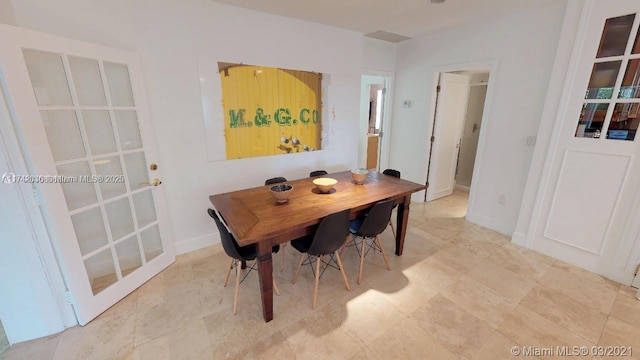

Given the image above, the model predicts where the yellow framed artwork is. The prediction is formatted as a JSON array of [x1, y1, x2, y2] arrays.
[[218, 62, 322, 159]]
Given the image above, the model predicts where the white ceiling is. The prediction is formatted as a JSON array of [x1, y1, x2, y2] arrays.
[[211, 0, 562, 41]]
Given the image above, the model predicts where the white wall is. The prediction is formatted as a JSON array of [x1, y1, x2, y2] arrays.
[[0, 0, 15, 26], [390, 1, 567, 234], [513, 0, 586, 246], [10, 0, 363, 254], [363, 37, 396, 73]]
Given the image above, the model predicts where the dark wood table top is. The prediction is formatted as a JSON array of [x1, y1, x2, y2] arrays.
[[209, 170, 426, 247]]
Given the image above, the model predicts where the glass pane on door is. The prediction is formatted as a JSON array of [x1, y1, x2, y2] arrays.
[[104, 62, 135, 106], [133, 190, 157, 228], [608, 102, 640, 141], [83, 111, 117, 155], [71, 207, 108, 256], [576, 103, 609, 138], [84, 248, 117, 295], [41, 110, 85, 161], [115, 236, 143, 277], [141, 225, 163, 262], [619, 59, 640, 99], [23, 50, 73, 106], [57, 161, 97, 210], [596, 14, 635, 58], [633, 24, 640, 54], [115, 111, 143, 150], [94, 156, 126, 200], [68, 56, 107, 106], [585, 61, 621, 99]]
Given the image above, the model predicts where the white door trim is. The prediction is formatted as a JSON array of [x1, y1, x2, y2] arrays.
[[363, 69, 395, 172], [0, 77, 76, 342]]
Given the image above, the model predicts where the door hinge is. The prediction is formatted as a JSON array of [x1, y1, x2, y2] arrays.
[[426, 181, 430, 188], [430, 136, 435, 143], [64, 290, 74, 305], [378, 131, 383, 138], [635, 264, 640, 276], [382, 87, 387, 95], [436, 85, 441, 93]]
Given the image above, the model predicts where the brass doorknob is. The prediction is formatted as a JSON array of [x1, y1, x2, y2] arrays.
[[140, 178, 162, 187]]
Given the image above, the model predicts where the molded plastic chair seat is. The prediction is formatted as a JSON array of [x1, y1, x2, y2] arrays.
[[309, 170, 328, 177], [342, 198, 395, 284], [207, 208, 281, 315], [291, 209, 351, 309], [265, 177, 287, 185], [382, 169, 401, 237]]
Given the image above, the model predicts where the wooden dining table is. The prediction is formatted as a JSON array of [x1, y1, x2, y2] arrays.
[[209, 170, 426, 322]]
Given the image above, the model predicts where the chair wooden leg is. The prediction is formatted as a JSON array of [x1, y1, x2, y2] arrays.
[[280, 242, 287, 271], [273, 278, 281, 296], [224, 258, 234, 287], [335, 251, 350, 291], [292, 253, 306, 284], [340, 234, 351, 257], [358, 237, 366, 285], [313, 256, 321, 310], [389, 220, 396, 238], [375, 236, 392, 271], [233, 259, 241, 315]]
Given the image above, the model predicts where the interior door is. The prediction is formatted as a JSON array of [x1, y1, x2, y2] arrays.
[[0, 24, 175, 325], [531, 0, 640, 279], [426, 73, 470, 201]]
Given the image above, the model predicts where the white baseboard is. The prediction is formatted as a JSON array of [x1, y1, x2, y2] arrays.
[[174, 232, 220, 255], [466, 212, 515, 236], [511, 231, 527, 247], [454, 184, 470, 192]]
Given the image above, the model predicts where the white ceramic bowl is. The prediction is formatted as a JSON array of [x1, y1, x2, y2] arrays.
[[313, 177, 337, 193], [270, 184, 293, 203], [351, 168, 368, 184]]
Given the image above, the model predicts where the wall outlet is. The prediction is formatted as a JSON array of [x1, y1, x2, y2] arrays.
[[498, 194, 506, 205], [402, 100, 411, 109]]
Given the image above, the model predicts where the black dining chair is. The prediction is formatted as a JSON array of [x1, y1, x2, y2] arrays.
[[207, 208, 281, 315], [265, 177, 287, 185], [342, 198, 395, 285], [264, 177, 288, 270], [309, 170, 328, 177], [382, 169, 401, 237], [291, 209, 351, 309]]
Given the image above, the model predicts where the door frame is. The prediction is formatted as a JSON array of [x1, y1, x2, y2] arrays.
[[361, 70, 394, 171], [425, 59, 498, 227], [0, 74, 76, 342]]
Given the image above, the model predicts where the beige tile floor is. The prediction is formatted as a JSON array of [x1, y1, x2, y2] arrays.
[[5, 190, 640, 360]]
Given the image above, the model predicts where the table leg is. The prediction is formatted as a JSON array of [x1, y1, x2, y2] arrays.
[[395, 194, 411, 256], [256, 241, 274, 322]]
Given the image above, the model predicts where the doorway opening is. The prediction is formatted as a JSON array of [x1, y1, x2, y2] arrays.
[[359, 74, 391, 171], [425, 69, 491, 206]]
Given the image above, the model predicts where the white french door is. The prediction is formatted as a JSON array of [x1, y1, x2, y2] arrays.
[[426, 73, 470, 201], [0, 24, 174, 325], [531, 0, 640, 281]]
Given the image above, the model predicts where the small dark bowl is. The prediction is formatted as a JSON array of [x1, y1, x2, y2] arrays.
[[270, 184, 293, 203]]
